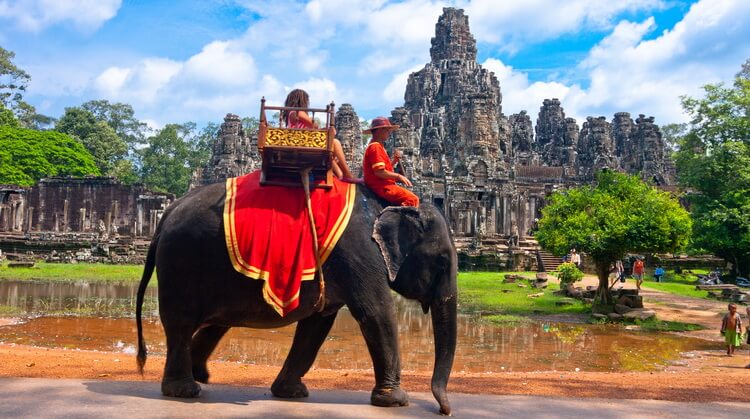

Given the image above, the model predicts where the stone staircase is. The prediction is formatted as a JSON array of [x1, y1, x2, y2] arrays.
[[537, 250, 563, 272]]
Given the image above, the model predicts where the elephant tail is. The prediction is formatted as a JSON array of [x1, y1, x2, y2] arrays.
[[136, 233, 158, 375]]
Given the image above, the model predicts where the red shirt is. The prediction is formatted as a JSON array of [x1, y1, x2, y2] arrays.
[[633, 260, 644, 275], [363, 141, 394, 191]]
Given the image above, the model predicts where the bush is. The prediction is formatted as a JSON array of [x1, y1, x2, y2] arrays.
[[556, 262, 583, 286], [0, 126, 99, 186]]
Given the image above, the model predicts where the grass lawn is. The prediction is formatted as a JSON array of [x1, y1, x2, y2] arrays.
[[458, 271, 589, 324], [0, 262, 149, 283], [640, 270, 713, 299]]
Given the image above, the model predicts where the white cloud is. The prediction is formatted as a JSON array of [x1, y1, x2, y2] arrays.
[[384, 64, 423, 102], [463, 0, 665, 52], [293, 78, 341, 105], [0, 0, 121, 32], [482, 58, 586, 120], [181, 41, 256, 87], [480, 0, 750, 124]]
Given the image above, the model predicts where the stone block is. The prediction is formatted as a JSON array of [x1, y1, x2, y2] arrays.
[[622, 309, 656, 321], [607, 312, 623, 320], [592, 313, 607, 320], [614, 304, 632, 315]]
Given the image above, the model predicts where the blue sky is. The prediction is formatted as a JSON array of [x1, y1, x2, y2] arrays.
[[2, 0, 749, 130]]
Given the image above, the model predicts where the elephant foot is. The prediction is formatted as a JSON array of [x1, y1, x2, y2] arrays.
[[371, 387, 409, 408], [162, 377, 201, 398], [192, 365, 209, 384], [271, 377, 309, 398]]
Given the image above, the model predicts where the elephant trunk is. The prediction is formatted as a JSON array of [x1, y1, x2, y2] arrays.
[[430, 295, 457, 415]]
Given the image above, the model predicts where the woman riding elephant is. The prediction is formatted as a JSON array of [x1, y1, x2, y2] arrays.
[[135, 182, 457, 415]]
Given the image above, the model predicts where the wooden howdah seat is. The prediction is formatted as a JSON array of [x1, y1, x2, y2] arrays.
[[257, 97, 335, 189]]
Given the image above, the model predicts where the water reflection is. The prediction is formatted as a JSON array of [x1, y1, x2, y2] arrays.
[[0, 280, 717, 372]]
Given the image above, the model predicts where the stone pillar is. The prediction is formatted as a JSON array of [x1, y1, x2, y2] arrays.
[[26, 206, 34, 232], [79, 208, 86, 232], [63, 199, 69, 232]]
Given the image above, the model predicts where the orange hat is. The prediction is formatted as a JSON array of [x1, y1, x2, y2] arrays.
[[363, 116, 400, 134]]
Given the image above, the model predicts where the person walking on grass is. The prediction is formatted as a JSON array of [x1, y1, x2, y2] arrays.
[[746, 307, 750, 368], [720, 303, 743, 357]]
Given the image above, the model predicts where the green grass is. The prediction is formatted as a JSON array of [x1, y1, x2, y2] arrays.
[[640, 270, 713, 299], [0, 262, 150, 283], [590, 315, 705, 332], [457, 271, 589, 319]]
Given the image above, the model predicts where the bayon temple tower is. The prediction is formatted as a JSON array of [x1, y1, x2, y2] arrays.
[[195, 7, 675, 267]]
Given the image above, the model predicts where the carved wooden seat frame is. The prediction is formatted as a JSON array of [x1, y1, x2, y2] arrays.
[[257, 97, 336, 189]]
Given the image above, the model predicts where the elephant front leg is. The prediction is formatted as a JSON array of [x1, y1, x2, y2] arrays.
[[350, 304, 409, 408], [191, 325, 230, 383], [272, 311, 338, 398]]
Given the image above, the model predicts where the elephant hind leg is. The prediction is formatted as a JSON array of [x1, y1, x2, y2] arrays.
[[272, 311, 338, 398], [161, 317, 201, 398], [191, 325, 230, 384]]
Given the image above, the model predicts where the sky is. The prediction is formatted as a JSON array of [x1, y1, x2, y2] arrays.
[[2, 0, 749, 130]]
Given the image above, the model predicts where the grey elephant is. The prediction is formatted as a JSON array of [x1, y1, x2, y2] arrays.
[[135, 182, 458, 415]]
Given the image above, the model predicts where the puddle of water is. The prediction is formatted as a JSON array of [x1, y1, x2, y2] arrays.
[[0, 280, 718, 372]]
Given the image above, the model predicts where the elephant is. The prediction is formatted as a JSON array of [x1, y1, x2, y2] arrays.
[[135, 181, 458, 415]]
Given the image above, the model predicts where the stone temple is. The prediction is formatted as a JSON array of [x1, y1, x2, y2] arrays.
[[190, 7, 675, 269], [377, 8, 673, 267]]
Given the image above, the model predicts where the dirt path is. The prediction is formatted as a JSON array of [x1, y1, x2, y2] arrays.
[[575, 275, 737, 340], [1, 343, 749, 403]]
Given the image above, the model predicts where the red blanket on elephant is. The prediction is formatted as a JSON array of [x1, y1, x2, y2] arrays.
[[223, 170, 356, 316]]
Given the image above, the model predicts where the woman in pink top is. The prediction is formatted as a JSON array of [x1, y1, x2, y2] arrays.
[[282, 89, 355, 181]]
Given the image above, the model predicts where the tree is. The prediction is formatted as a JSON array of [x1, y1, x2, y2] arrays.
[[139, 123, 207, 196], [0, 46, 52, 129], [0, 46, 30, 111], [55, 107, 128, 175], [675, 73, 750, 277], [0, 104, 19, 128], [0, 126, 100, 186], [660, 123, 687, 153], [81, 99, 149, 148], [535, 171, 691, 307]]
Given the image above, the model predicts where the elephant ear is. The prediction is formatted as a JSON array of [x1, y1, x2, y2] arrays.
[[372, 206, 423, 282]]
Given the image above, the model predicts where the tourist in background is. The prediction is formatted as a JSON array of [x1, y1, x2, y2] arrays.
[[654, 265, 665, 283], [570, 249, 581, 268], [632, 257, 645, 290], [746, 307, 750, 368]]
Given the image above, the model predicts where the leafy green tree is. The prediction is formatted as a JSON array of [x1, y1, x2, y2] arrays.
[[535, 171, 691, 306], [660, 123, 687, 153], [139, 123, 211, 196], [81, 99, 149, 148], [0, 104, 19, 128], [0, 46, 29, 111], [0, 126, 100, 186], [241, 116, 260, 135], [675, 74, 750, 277], [55, 107, 128, 175]]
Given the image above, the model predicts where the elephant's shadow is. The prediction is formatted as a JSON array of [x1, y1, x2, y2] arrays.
[[82, 381, 437, 411]]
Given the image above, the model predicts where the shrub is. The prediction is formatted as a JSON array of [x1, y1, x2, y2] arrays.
[[556, 262, 583, 286]]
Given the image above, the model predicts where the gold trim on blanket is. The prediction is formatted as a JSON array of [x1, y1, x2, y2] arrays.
[[223, 177, 356, 315]]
